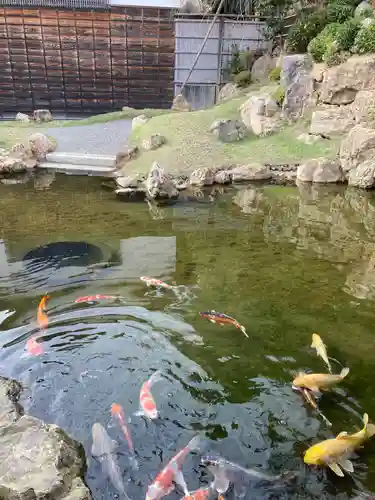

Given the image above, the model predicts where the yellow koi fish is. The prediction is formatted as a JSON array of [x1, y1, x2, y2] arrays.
[[311, 333, 332, 373], [304, 413, 375, 476], [292, 367, 349, 393]]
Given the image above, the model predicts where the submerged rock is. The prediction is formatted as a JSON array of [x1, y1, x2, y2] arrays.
[[115, 187, 147, 201], [0, 376, 91, 500], [145, 162, 179, 200]]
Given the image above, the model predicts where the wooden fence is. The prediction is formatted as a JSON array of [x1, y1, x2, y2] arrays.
[[0, 6, 175, 116]]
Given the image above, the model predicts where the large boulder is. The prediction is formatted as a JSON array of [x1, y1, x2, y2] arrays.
[[230, 163, 272, 182], [132, 114, 149, 130], [33, 109, 52, 123], [251, 54, 275, 82], [297, 158, 343, 183], [28, 133, 55, 160], [310, 106, 355, 138], [348, 160, 375, 188], [209, 119, 247, 142], [189, 167, 215, 186], [240, 95, 282, 136], [217, 83, 240, 102], [0, 376, 91, 500], [281, 54, 314, 121], [116, 172, 145, 189], [171, 93, 191, 111], [350, 90, 375, 124], [145, 162, 179, 200], [0, 156, 34, 174], [340, 125, 375, 174], [319, 55, 375, 105], [142, 134, 166, 151]]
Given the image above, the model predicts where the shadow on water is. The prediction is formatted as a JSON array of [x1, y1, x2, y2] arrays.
[[1, 175, 375, 498]]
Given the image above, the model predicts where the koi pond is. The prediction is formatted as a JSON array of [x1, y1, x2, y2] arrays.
[[1, 173, 375, 499]]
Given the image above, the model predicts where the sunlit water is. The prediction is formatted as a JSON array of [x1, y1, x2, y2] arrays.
[[1, 173, 375, 499]]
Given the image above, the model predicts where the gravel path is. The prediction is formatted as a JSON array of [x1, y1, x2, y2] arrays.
[[43, 119, 133, 155]]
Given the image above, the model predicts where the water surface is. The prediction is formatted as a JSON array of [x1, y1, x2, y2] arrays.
[[1, 173, 375, 499]]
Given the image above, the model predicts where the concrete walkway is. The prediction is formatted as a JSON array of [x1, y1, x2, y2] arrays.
[[43, 119, 133, 155]]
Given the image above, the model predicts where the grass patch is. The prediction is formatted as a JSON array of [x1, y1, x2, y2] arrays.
[[126, 88, 340, 176]]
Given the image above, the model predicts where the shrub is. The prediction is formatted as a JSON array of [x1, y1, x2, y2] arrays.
[[335, 17, 361, 50], [272, 85, 285, 105], [327, 0, 355, 23], [325, 49, 350, 66], [353, 22, 375, 52], [308, 23, 341, 62], [286, 9, 329, 53], [269, 66, 281, 82], [233, 70, 252, 88]]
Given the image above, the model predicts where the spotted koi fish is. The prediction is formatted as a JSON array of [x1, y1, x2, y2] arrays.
[[140, 277, 174, 290], [110, 403, 138, 469], [74, 294, 118, 304], [199, 310, 248, 338], [134, 370, 163, 419]]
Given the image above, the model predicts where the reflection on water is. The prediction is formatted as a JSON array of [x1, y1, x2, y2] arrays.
[[1, 175, 375, 499]]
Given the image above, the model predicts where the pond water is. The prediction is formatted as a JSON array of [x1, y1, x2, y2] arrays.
[[1, 172, 375, 499]]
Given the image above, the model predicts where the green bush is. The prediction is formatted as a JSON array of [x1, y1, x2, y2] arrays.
[[335, 17, 361, 49], [268, 66, 281, 82], [272, 85, 285, 105], [233, 70, 252, 88], [353, 22, 375, 52], [308, 23, 341, 62], [327, 0, 355, 23], [286, 9, 329, 53]]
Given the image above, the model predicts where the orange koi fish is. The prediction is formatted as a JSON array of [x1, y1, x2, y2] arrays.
[[181, 487, 210, 500], [74, 294, 119, 304], [199, 310, 248, 338], [146, 435, 200, 500], [140, 276, 174, 290], [134, 370, 163, 419], [37, 294, 50, 329], [110, 403, 138, 469], [24, 335, 44, 357]]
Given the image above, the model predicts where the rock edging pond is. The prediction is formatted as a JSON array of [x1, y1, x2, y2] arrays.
[[0, 376, 91, 500]]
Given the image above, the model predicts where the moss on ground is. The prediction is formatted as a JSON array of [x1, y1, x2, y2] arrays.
[[127, 87, 340, 176]]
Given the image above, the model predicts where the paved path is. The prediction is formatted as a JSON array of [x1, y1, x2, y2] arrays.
[[43, 119, 133, 155]]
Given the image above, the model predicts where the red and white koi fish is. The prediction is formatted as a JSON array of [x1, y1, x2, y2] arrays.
[[199, 310, 248, 338], [134, 370, 163, 419], [146, 435, 200, 500], [140, 277, 174, 290], [180, 487, 210, 500], [110, 403, 138, 469], [74, 294, 118, 304], [24, 335, 44, 357]]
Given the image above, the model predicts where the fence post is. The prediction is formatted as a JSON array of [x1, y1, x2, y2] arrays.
[[215, 16, 224, 103]]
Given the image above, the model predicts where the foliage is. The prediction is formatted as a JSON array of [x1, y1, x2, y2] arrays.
[[286, 9, 329, 53], [255, 0, 294, 39], [272, 85, 285, 105], [325, 49, 350, 66], [327, 0, 355, 23], [353, 22, 375, 52], [269, 66, 281, 82], [335, 17, 361, 49], [223, 44, 262, 82], [308, 23, 341, 62], [233, 70, 252, 87], [354, 1, 374, 18]]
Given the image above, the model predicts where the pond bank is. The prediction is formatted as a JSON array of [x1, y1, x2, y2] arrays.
[[0, 376, 90, 500]]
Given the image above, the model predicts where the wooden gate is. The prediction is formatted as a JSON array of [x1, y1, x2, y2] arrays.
[[0, 5, 175, 115]]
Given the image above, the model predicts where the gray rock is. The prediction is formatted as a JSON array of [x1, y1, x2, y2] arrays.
[[264, 97, 279, 117], [28, 133, 55, 161], [214, 170, 232, 184], [233, 187, 264, 214], [310, 106, 355, 138], [297, 158, 343, 183], [33, 109, 52, 123], [0, 156, 33, 174], [171, 93, 191, 111], [116, 173, 144, 189], [251, 54, 275, 82], [145, 162, 179, 200], [231, 163, 272, 182], [142, 134, 166, 151], [281, 54, 314, 121], [340, 125, 375, 174], [132, 114, 149, 130], [319, 55, 375, 105], [350, 90, 375, 124], [210, 119, 247, 142], [297, 133, 321, 145], [240, 95, 282, 136], [115, 187, 147, 201], [0, 376, 91, 500], [189, 167, 215, 186], [114, 146, 139, 170], [15, 112, 30, 122], [218, 83, 240, 102], [348, 160, 375, 188]]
